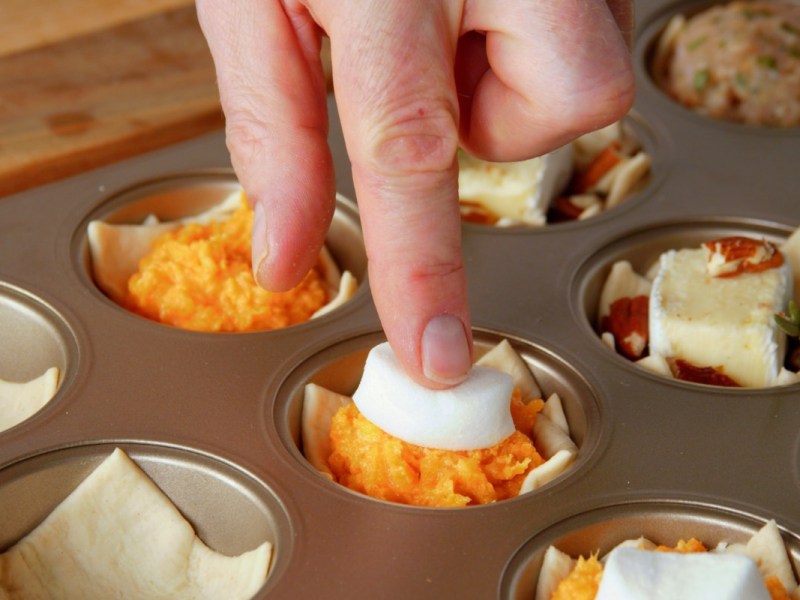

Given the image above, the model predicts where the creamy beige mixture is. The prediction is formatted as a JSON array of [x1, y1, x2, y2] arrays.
[[656, 1, 800, 126]]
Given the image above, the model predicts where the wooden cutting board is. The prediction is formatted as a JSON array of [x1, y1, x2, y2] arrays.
[[0, 0, 333, 199], [0, 1, 223, 198]]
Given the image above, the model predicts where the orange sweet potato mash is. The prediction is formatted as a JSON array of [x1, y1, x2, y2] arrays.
[[551, 555, 604, 600], [126, 197, 329, 332], [328, 390, 546, 507], [550, 539, 790, 600]]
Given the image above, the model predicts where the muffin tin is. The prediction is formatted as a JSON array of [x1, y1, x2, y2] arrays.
[[1, 1, 800, 597]]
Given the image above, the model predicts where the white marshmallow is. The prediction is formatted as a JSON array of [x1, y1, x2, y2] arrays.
[[596, 547, 771, 600], [352, 342, 515, 450]]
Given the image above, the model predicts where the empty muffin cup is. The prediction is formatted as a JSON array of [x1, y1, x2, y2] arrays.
[[0, 283, 75, 433], [0, 442, 291, 598]]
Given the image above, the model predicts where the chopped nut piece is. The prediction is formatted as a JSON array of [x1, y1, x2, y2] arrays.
[[548, 196, 586, 222], [669, 358, 742, 387], [601, 295, 649, 360], [459, 200, 500, 225], [703, 236, 784, 277]]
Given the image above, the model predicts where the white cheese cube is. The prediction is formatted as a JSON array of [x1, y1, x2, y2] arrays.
[[596, 547, 771, 600], [457, 144, 572, 225], [649, 247, 792, 387]]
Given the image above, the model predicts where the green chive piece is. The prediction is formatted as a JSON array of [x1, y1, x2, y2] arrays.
[[758, 55, 778, 69], [775, 300, 800, 338], [693, 69, 709, 92], [781, 21, 800, 36], [743, 8, 773, 18], [687, 35, 708, 50], [735, 72, 748, 87], [789, 299, 800, 324], [775, 314, 800, 337]]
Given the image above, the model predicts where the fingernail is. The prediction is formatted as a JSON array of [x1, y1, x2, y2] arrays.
[[251, 201, 268, 285], [422, 315, 471, 385]]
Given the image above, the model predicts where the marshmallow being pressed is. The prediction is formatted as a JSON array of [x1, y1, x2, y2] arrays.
[[649, 246, 792, 387], [351, 342, 515, 451], [595, 547, 771, 600]]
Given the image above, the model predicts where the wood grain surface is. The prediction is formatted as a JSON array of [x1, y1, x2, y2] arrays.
[[0, 2, 224, 198], [0, 0, 196, 57]]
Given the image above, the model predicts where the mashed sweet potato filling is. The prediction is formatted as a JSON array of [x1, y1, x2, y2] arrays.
[[125, 198, 329, 332], [550, 539, 790, 600], [551, 555, 604, 600], [328, 390, 546, 507]]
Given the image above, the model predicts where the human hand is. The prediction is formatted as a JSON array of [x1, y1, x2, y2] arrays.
[[196, 0, 635, 389]]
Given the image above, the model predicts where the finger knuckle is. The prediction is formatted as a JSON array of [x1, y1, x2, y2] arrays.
[[364, 98, 459, 177], [225, 115, 272, 172], [582, 68, 636, 125]]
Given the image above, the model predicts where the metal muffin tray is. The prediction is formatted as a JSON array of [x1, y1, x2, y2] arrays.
[[1, 1, 800, 598]]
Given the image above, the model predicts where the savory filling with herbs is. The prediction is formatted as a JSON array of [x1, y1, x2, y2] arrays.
[[654, 1, 800, 126]]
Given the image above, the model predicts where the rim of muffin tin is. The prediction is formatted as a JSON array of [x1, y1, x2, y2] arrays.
[[460, 108, 671, 233], [267, 327, 608, 510], [0, 281, 83, 433], [0, 439, 295, 597], [634, 0, 800, 135], [570, 215, 799, 391], [69, 169, 369, 334], [500, 497, 800, 599]]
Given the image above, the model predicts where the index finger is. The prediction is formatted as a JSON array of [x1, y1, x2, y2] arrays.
[[315, 0, 474, 388]]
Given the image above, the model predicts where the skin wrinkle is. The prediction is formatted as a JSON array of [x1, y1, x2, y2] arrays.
[[341, 72, 459, 179], [213, 3, 324, 132], [226, 119, 329, 190], [360, 103, 460, 177], [282, 2, 326, 85], [216, 76, 322, 150], [366, 195, 462, 278], [366, 192, 460, 257], [454, 32, 489, 142]]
